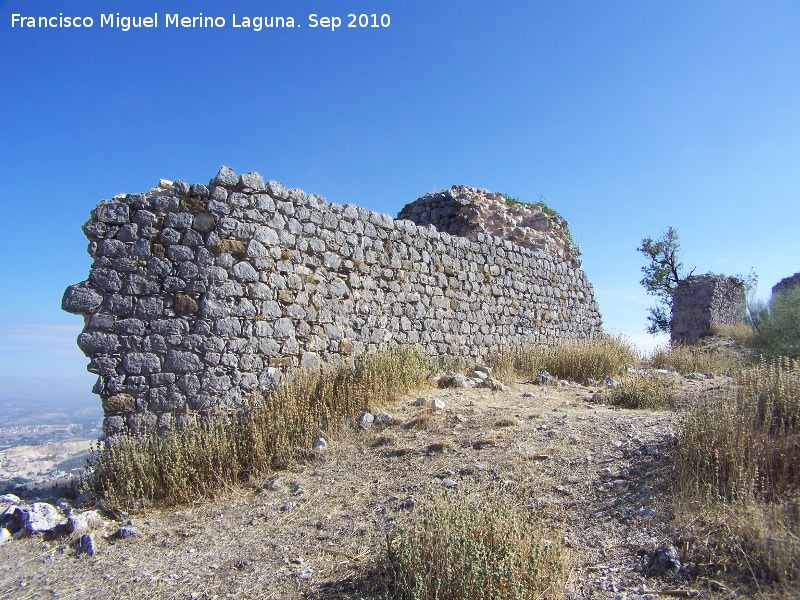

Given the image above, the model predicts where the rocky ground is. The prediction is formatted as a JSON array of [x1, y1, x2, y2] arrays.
[[0, 372, 766, 599]]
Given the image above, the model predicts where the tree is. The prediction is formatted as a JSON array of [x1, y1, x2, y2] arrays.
[[637, 227, 693, 334], [748, 286, 800, 360]]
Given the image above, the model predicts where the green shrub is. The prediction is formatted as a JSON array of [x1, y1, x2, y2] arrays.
[[384, 495, 566, 600], [748, 287, 800, 360]]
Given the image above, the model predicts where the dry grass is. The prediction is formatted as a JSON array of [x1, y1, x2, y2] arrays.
[[403, 410, 433, 430], [675, 499, 800, 590], [491, 335, 637, 383], [607, 373, 676, 410], [650, 343, 744, 375], [678, 358, 800, 501], [711, 322, 755, 342], [675, 357, 800, 586], [86, 348, 429, 509], [384, 494, 567, 600]]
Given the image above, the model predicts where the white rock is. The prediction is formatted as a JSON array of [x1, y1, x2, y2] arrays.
[[430, 398, 446, 411], [0, 528, 11, 545], [312, 437, 328, 452], [0, 494, 20, 505], [24, 503, 64, 534], [358, 412, 374, 429]]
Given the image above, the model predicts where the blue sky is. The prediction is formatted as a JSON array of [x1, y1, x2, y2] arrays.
[[1, 1, 798, 406]]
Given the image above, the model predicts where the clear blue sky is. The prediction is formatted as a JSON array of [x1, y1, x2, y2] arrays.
[[1, 1, 798, 406]]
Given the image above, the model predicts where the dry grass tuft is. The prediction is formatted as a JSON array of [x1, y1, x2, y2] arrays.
[[86, 348, 429, 509], [403, 410, 433, 430], [426, 441, 453, 453], [711, 322, 755, 342], [678, 358, 800, 502], [384, 495, 567, 600], [372, 434, 396, 447], [494, 417, 519, 427], [650, 343, 744, 375], [607, 373, 676, 410], [491, 335, 637, 383]]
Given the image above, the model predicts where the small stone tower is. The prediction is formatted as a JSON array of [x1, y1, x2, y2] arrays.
[[670, 274, 746, 345]]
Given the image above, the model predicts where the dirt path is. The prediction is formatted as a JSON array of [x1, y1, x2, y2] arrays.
[[0, 377, 724, 599]]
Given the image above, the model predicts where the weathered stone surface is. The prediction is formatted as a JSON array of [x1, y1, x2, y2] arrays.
[[127, 411, 157, 434], [122, 353, 161, 375], [24, 502, 63, 533], [374, 411, 393, 426], [214, 239, 246, 256], [193, 213, 217, 233], [103, 393, 136, 413], [358, 412, 374, 429], [77, 533, 95, 556], [90, 269, 123, 293], [96, 201, 129, 225], [649, 544, 682, 575], [134, 297, 164, 319], [62, 284, 104, 314], [671, 274, 746, 344], [239, 171, 265, 191], [398, 185, 581, 266], [232, 261, 259, 282], [174, 293, 199, 315], [164, 350, 202, 373], [213, 165, 238, 188], [78, 331, 120, 355]]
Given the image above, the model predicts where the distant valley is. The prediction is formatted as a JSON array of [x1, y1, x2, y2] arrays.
[[0, 397, 102, 449]]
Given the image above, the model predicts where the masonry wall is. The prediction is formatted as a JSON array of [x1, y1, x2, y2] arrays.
[[670, 274, 746, 345], [772, 272, 800, 298], [63, 167, 603, 436]]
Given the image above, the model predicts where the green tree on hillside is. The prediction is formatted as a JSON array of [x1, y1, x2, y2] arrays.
[[637, 227, 693, 334]]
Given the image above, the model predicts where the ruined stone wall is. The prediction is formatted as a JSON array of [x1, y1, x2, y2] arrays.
[[397, 185, 581, 265], [670, 274, 746, 344], [772, 272, 800, 298], [63, 167, 602, 436]]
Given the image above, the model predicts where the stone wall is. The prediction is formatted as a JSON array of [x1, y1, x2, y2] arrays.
[[772, 272, 800, 298], [670, 274, 746, 344], [63, 167, 602, 436]]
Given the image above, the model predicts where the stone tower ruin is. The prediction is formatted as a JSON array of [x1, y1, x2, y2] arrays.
[[670, 274, 746, 345]]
